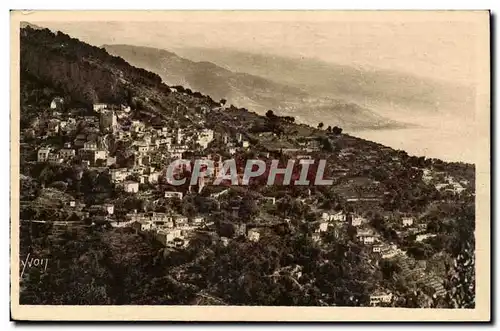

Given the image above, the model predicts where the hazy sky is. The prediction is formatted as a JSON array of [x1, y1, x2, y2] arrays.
[[35, 11, 486, 86]]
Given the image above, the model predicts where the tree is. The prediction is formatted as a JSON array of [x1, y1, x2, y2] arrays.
[[380, 259, 401, 279], [38, 166, 55, 188], [20, 176, 40, 200], [319, 137, 333, 152], [50, 181, 68, 192], [317, 122, 324, 130], [276, 195, 293, 218], [238, 196, 258, 221], [266, 110, 276, 120], [445, 244, 475, 308], [332, 126, 343, 135], [181, 201, 197, 218]]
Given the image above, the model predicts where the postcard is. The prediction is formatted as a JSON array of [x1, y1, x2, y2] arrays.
[[10, 10, 490, 322]]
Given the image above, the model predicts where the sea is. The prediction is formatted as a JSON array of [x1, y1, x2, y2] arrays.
[[348, 112, 478, 164]]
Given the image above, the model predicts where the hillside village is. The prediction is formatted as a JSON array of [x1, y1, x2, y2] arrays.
[[18, 26, 475, 308]]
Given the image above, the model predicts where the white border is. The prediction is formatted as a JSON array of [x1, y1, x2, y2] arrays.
[[3, 1, 498, 329]]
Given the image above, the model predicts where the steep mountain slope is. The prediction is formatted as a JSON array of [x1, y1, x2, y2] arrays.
[[174, 47, 476, 115], [103, 44, 405, 129], [20, 27, 226, 131]]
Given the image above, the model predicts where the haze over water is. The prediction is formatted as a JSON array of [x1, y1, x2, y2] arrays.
[[350, 126, 476, 164], [347, 101, 478, 163]]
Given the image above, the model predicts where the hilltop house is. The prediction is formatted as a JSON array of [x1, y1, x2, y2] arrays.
[[380, 246, 399, 259], [59, 148, 76, 159], [123, 181, 139, 193], [197, 129, 214, 149], [47, 153, 64, 163], [416, 233, 437, 242], [322, 211, 346, 222], [316, 222, 329, 233], [37, 147, 51, 162], [155, 228, 183, 246], [93, 103, 108, 112], [248, 228, 261, 242], [83, 141, 97, 150], [357, 229, 376, 244], [128, 212, 175, 230], [165, 191, 183, 200], [174, 215, 189, 227], [78, 147, 108, 166], [89, 204, 114, 216], [262, 197, 276, 205], [110, 168, 130, 183], [350, 216, 365, 227], [134, 140, 150, 154], [369, 292, 393, 306], [50, 97, 64, 110], [192, 216, 205, 226], [402, 217, 414, 227]]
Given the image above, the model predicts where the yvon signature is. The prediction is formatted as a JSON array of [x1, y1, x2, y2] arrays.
[[20, 253, 49, 277]]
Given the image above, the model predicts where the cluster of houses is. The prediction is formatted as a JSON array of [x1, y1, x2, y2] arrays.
[[109, 166, 161, 192], [422, 169, 467, 194], [36, 100, 216, 166], [33, 100, 262, 195], [308, 210, 443, 306], [313, 211, 439, 261], [114, 211, 206, 248]]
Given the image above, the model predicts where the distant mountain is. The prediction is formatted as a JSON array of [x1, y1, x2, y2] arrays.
[[103, 45, 309, 109], [103, 44, 405, 130], [174, 47, 476, 116], [20, 22, 44, 30]]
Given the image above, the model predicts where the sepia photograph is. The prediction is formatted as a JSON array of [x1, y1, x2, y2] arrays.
[[9, 10, 491, 322]]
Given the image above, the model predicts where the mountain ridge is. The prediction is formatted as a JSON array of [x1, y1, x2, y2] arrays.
[[103, 44, 408, 130], [174, 46, 476, 116]]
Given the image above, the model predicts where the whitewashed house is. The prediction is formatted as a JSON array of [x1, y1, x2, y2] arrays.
[[369, 292, 393, 306], [123, 181, 139, 193], [165, 191, 183, 200], [248, 229, 261, 242], [402, 217, 414, 227], [37, 148, 51, 162], [93, 103, 108, 112]]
